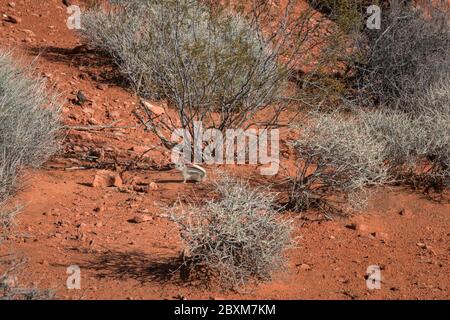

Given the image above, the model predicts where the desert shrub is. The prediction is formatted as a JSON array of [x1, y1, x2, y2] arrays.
[[0, 51, 61, 206], [81, 0, 289, 144], [360, 77, 450, 190], [164, 175, 294, 289], [351, 0, 450, 108], [289, 111, 388, 213], [0, 207, 20, 242], [0, 257, 55, 300], [307, 0, 377, 32]]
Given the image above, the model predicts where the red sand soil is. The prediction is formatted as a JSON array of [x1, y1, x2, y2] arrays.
[[0, 0, 448, 300]]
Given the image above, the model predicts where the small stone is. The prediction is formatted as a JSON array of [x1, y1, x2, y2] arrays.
[[345, 223, 368, 232], [93, 206, 104, 213], [298, 263, 311, 271], [4, 15, 21, 24], [141, 100, 165, 115], [107, 110, 120, 120], [149, 182, 158, 191], [3, 275, 18, 287], [130, 214, 153, 224], [96, 83, 107, 90], [91, 170, 122, 188], [118, 187, 132, 193], [21, 29, 35, 37], [371, 232, 389, 240], [133, 184, 149, 193], [416, 242, 427, 249], [112, 175, 123, 188], [82, 107, 94, 115], [131, 146, 150, 154], [345, 223, 357, 230], [88, 118, 100, 125]]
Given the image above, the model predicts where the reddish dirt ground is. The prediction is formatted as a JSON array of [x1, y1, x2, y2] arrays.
[[0, 0, 449, 300]]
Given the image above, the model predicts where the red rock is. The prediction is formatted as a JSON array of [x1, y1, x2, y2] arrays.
[[141, 100, 165, 116], [130, 214, 153, 223], [346, 223, 369, 232], [371, 231, 389, 240], [298, 263, 312, 271], [4, 15, 21, 24], [91, 170, 122, 188], [149, 182, 158, 191], [133, 184, 149, 193]]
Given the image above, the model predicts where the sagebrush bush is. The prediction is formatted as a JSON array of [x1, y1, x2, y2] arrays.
[[81, 0, 287, 136], [0, 51, 61, 206], [352, 0, 450, 108], [289, 111, 388, 213], [164, 175, 294, 289], [360, 77, 450, 190]]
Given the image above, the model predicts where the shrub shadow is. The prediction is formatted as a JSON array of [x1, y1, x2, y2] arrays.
[[27, 45, 125, 87], [78, 249, 186, 285]]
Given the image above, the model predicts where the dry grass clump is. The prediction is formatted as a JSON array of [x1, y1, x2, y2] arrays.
[[360, 77, 450, 191], [164, 175, 294, 289], [0, 51, 61, 206], [289, 111, 388, 213]]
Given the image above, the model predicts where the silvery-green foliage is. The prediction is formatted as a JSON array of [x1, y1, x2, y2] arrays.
[[360, 77, 450, 189], [290, 111, 388, 213], [81, 0, 287, 133], [165, 175, 294, 289], [0, 51, 61, 206]]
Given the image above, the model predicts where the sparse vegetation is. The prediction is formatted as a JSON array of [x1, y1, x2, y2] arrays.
[[351, 0, 450, 109], [0, 207, 20, 242], [81, 0, 290, 146], [164, 175, 294, 289], [359, 77, 450, 191], [0, 51, 60, 300], [1, 257, 55, 300], [0, 51, 61, 207], [288, 111, 388, 213]]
